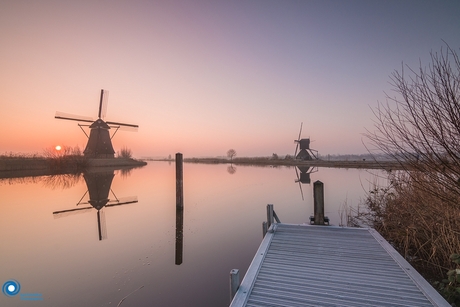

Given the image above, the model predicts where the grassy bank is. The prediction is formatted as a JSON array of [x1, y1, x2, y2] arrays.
[[0, 155, 146, 178], [151, 156, 402, 170]]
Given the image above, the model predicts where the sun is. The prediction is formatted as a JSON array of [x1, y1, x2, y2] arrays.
[[55, 145, 62, 151]]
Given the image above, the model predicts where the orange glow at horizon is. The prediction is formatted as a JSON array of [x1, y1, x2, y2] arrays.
[[1, 2, 458, 158]]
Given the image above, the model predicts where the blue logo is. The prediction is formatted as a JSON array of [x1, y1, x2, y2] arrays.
[[2, 279, 21, 297]]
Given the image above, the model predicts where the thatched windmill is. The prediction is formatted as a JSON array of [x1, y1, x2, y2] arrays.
[[55, 89, 138, 158], [294, 122, 318, 160]]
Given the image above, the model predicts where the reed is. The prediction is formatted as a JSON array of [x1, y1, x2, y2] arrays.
[[349, 171, 460, 284], [43, 146, 89, 172]]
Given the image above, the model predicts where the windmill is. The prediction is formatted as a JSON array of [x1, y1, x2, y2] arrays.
[[55, 89, 138, 158], [294, 122, 318, 160], [53, 168, 138, 240], [294, 166, 318, 200]]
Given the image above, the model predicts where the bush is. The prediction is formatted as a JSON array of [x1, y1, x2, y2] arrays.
[[118, 146, 132, 159]]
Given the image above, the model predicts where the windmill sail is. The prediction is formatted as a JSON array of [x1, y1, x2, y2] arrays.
[[55, 112, 94, 123], [55, 89, 138, 158]]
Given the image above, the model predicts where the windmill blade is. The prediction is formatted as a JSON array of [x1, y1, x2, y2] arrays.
[[294, 122, 302, 157], [53, 206, 93, 218], [108, 124, 138, 132], [298, 181, 304, 201], [294, 167, 304, 200], [107, 196, 138, 204], [295, 166, 300, 183], [97, 209, 108, 240], [98, 89, 109, 119], [106, 121, 139, 129], [55, 112, 94, 123]]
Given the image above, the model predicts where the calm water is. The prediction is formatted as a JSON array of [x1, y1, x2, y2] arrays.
[[1, 162, 382, 307]]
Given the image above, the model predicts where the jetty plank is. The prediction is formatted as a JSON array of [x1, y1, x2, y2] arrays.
[[230, 224, 449, 307]]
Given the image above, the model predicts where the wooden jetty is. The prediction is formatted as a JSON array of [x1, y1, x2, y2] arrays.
[[230, 212, 450, 306]]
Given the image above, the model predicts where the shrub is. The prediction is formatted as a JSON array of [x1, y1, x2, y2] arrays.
[[118, 146, 132, 159]]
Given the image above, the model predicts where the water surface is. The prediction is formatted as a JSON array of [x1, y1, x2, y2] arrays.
[[1, 162, 381, 306]]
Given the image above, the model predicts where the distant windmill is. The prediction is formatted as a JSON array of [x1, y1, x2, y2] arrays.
[[294, 122, 318, 160], [53, 168, 138, 240], [55, 89, 138, 158]]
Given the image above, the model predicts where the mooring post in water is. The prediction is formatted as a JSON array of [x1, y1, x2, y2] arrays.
[[266, 204, 274, 229], [175, 205, 184, 265], [229, 269, 240, 302], [176, 153, 183, 210], [313, 180, 325, 225], [175, 153, 184, 265]]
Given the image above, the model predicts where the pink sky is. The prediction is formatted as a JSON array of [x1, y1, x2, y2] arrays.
[[1, 1, 459, 158]]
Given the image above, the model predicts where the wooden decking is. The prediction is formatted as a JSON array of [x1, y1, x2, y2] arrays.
[[230, 224, 449, 307]]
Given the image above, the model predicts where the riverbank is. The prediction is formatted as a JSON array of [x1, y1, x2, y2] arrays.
[[0, 157, 147, 178], [150, 157, 402, 170]]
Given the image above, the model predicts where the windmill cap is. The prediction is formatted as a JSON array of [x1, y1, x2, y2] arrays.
[[89, 119, 111, 129]]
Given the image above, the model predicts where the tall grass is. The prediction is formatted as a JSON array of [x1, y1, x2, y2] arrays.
[[43, 146, 88, 171], [349, 171, 460, 284], [1, 152, 42, 159]]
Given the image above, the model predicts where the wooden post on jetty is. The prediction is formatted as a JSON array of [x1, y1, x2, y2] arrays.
[[313, 180, 325, 225], [266, 204, 274, 229], [175, 153, 184, 265], [230, 269, 240, 302], [263, 204, 281, 236]]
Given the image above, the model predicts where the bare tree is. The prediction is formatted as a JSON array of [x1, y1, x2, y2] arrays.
[[227, 149, 237, 161], [366, 44, 460, 205], [362, 46, 460, 285]]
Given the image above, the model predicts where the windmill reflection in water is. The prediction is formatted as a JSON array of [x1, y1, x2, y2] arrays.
[[53, 168, 138, 240], [292, 122, 319, 200], [294, 166, 318, 200]]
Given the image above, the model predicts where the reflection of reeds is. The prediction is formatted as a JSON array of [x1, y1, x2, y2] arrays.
[[0, 173, 83, 189], [349, 171, 460, 282], [41, 173, 83, 189], [118, 168, 132, 178], [0, 176, 42, 186]]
